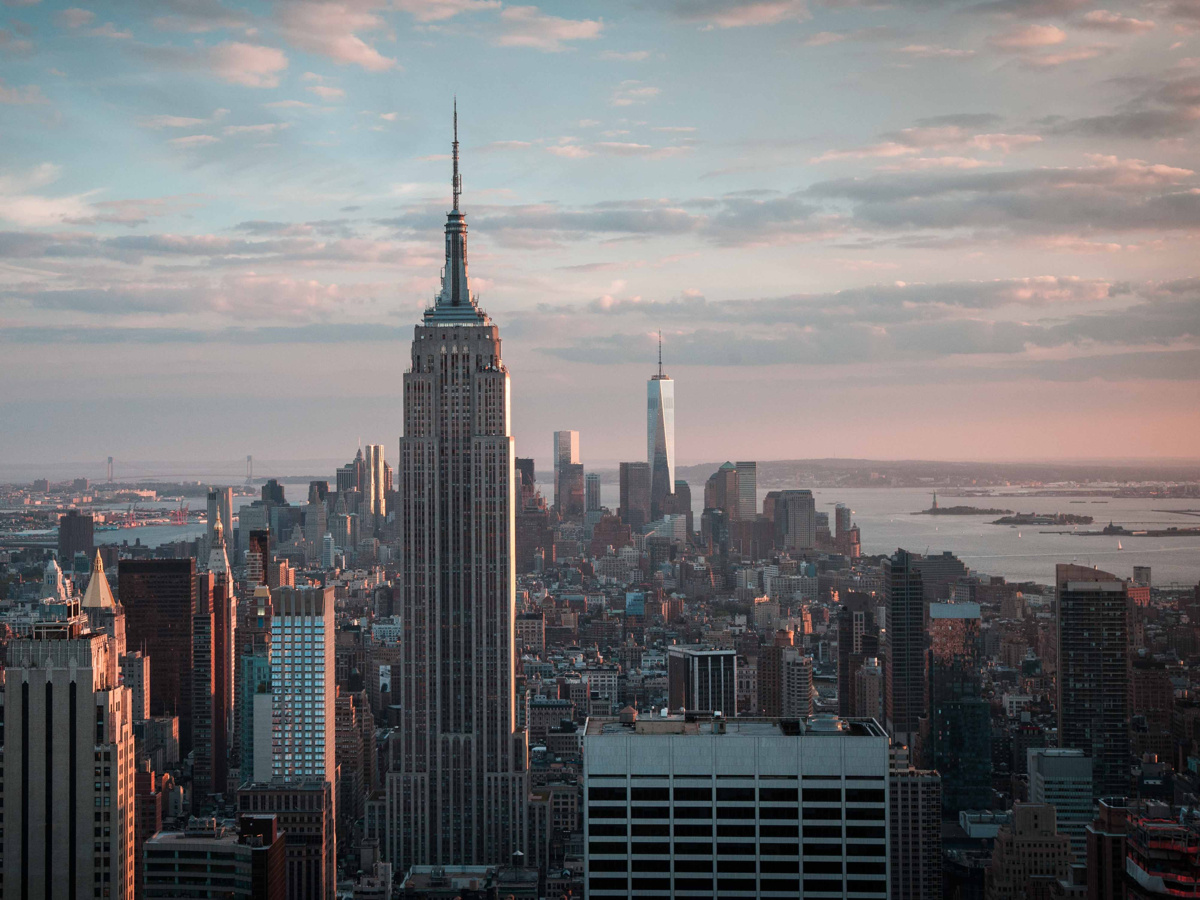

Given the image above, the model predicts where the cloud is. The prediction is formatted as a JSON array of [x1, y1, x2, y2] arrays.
[[393, 0, 501, 22], [0, 79, 47, 104], [56, 7, 94, 28], [0, 164, 95, 227], [264, 99, 314, 109], [611, 80, 660, 106], [89, 22, 133, 39], [168, 134, 221, 148], [274, 1, 397, 71], [599, 49, 651, 61], [223, 122, 290, 136], [672, 0, 810, 28], [811, 125, 1040, 162], [151, 0, 251, 33], [1078, 9, 1156, 32], [896, 44, 975, 58], [0, 28, 33, 55], [138, 109, 229, 129], [207, 42, 289, 87], [1043, 74, 1200, 137], [989, 24, 1066, 49], [307, 84, 345, 100], [970, 0, 1091, 18], [547, 144, 594, 158], [1025, 43, 1115, 67], [493, 6, 602, 51]]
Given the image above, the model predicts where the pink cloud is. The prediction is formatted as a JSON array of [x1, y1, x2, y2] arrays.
[[989, 24, 1066, 49], [494, 6, 602, 52], [1078, 10, 1156, 32], [275, 2, 397, 71], [207, 42, 289, 87], [0, 79, 46, 104], [680, 0, 810, 29], [56, 7, 94, 28], [393, 0, 501, 22]]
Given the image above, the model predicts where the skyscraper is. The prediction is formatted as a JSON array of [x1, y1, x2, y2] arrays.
[[837, 593, 880, 719], [552, 430, 579, 511], [388, 109, 527, 871], [365, 443, 387, 527], [57, 508, 94, 568], [885, 549, 927, 753], [1, 600, 137, 900], [618, 461, 651, 530], [585, 472, 601, 513], [119, 558, 197, 752], [1056, 563, 1131, 799], [207, 486, 233, 552], [647, 334, 675, 521], [928, 602, 992, 811], [775, 488, 816, 551], [735, 460, 757, 520], [269, 586, 335, 784]]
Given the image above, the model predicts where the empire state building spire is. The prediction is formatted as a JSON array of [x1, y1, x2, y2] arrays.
[[432, 99, 477, 318]]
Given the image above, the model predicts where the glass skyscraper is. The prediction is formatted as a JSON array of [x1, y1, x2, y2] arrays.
[[647, 335, 675, 521]]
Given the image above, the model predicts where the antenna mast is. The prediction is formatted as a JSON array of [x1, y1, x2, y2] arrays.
[[452, 97, 461, 211], [657, 330, 664, 378]]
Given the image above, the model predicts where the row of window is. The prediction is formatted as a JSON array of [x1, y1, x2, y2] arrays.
[[589, 841, 886, 857], [588, 786, 884, 803]]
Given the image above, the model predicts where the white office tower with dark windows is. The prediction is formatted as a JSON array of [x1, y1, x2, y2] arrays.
[[384, 107, 528, 871], [647, 333, 676, 521]]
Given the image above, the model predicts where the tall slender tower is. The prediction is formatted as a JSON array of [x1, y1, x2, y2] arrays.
[[647, 332, 675, 520], [387, 104, 527, 870]]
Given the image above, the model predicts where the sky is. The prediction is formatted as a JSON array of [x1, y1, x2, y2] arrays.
[[1, 0, 1199, 470]]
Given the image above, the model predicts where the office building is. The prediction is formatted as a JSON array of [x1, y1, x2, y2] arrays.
[[704, 462, 739, 520], [837, 594, 880, 719], [856, 658, 883, 721], [618, 461, 651, 530], [1056, 564, 1131, 798], [135, 769, 164, 900], [835, 504, 852, 540], [668, 645, 738, 715], [261, 479, 286, 506], [387, 119, 527, 873], [237, 782, 334, 900], [557, 462, 585, 519], [928, 602, 992, 812], [735, 461, 757, 520], [583, 713, 889, 899], [890, 767, 942, 900], [143, 816, 285, 900], [884, 549, 927, 753], [119, 558, 197, 752], [774, 489, 816, 552], [58, 508, 94, 568], [0, 601, 137, 900], [194, 520, 236, 805], [781, 649, 814, 718], [552, 430, 580, 511], [647, 338, 675, 521], [585, 472, 602, 512], [236, 584, 272, 781], [1028, 748, 1092, 861], [984, 803, 1072, 900]]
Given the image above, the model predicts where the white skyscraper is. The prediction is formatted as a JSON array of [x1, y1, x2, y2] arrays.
[[386, 107, 527, 871], [647, 333, 675, 520], [269, 586, 335, 783], [735, 460, 757, 520]]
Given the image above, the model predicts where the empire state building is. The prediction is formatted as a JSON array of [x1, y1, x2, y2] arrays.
[[384, 108, 528, 870]]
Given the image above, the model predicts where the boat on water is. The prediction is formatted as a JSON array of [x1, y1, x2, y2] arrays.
[[1118, 540, 1123, 550], [1018, 531, 1022, 538]]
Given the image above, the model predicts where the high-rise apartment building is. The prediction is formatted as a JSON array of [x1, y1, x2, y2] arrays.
[[647, 338, 675, 521], [1028, 748, 1092, 861], [119, 558, 197, 752], [552, 430, 580, 511], [780, 649, 814, 718], [583, 714, 890, 899], [928, 601, 992, 811], [57, 508, 94, 568], [775, 489, 816, 552], [365, 444, 386, 527], [735, 461, 757, 520], [884, 549, 927, 753], [618, 461, 651, 530], [667, 646, 738, 715], [269, 587, 335, 784], [1055, 564, 1131, 798], [0, 601, 137, 900], [387, 116, 527, 872]]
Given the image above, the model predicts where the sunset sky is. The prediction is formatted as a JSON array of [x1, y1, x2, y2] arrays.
[[2, 0, 1199, 468]]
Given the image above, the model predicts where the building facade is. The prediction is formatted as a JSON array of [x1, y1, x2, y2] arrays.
[[647, 342, 675, 522]]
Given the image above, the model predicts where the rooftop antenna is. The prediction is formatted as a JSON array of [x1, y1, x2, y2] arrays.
[[452, 97, 461, 211], [657, 330, 664, 378]]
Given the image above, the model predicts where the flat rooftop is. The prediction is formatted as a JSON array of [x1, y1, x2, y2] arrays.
[[584, 715, 886, 738]]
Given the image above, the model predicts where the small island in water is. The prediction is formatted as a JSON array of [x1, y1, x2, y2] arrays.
[[992, 512, 1094, 526]]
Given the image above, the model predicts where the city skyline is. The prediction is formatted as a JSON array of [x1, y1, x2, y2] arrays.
[[3, 1, 1199, 465]]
